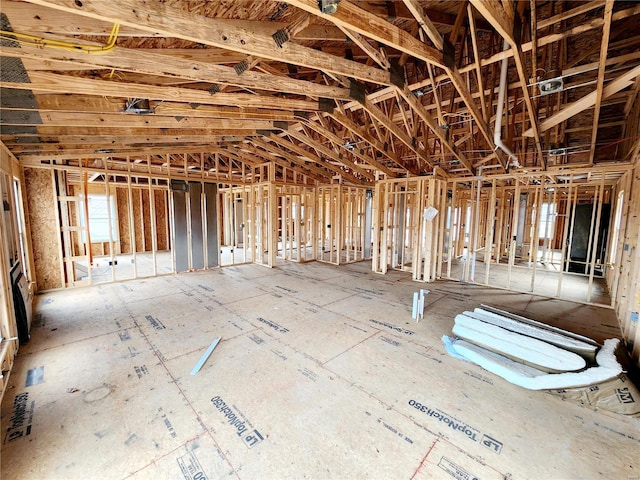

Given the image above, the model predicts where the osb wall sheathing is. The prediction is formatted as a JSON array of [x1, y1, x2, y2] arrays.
[[154, 189, 169, 251], [23, 168, 61, 291], [66, 185, 81, 257], [141, 189, 152, 252], [613, 160, 640, 365], [611, 90, 640, 366], [132, 188, 144, 253], [116, 187, 132, 254], [89, 242, 102, 258]]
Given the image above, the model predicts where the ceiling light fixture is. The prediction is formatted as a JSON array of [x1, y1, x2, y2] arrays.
[[538, 77, 564, 95], [548, 147, 567, 156], [318, 0, 340, 14], [124, 98, 155, 115], [343, 140, 362, 151]]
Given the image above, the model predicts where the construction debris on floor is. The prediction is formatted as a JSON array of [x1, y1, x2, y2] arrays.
[[443, 306, 640, 416], [1, 261, 639, 479]]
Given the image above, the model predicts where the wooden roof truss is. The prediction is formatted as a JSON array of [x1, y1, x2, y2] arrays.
[[1, 0, 639, 185]]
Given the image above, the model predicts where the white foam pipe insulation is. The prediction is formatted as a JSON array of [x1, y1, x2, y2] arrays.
[[495, 40, 520, 169]]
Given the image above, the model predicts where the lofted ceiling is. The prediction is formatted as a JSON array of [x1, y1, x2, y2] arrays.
[[1, 0, 640, 185]]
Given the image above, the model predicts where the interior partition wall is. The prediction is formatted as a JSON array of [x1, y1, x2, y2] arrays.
[[441, 174, 617, 306], [372, 176, 447, 281], [170, 180, 218, 273], [316, 185, 370, 265], [276, 185, 315, 263]]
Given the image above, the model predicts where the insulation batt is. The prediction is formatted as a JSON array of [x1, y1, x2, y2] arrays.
[[452, 313, 587, 372], [469, 308, 598, 361], [442, 336, 622, 391]]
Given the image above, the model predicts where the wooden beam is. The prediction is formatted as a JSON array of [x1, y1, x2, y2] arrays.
[[523, 64, 640, 137], [1, 110, 277, 130], [239, 144, 326, 184], [263, 133, 366, 184], [361, 98, 429, 173], [470, 4, 640, 73], [589, 0, 615, 165], [336, 25, 391, 69], [2, 127, 261, 138], [0, 43, 349, 100], [327, 110, 409, 173], [294, 0, 501, 162], [283, 1, 489, 172], [3, 0, 491, 41], [3, 94, 301, 122], [283, 128, 375, 181], [16, 145, 234, 161], [302, 117, 398, 178], [402, 0, 444, 49], [537, 0, 605, 30], [6, 141, 243, 155], [470, 0, 545, 169], [0, 72, 321, 112], [247, 139, 337, 183], [283, 0, 445, 68], [21, 0, 392, 86], [396, 87, 475, 175], [448, 0, 469, 44], [467, 4, 488, 123], [562, 51, 640, 78]]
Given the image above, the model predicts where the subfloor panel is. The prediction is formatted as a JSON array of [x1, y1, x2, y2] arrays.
[[447, 259, 611, 306], [2, 261, 638, 479]]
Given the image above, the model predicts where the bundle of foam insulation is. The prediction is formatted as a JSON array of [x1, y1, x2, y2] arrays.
[[442, 305, 623, 391]]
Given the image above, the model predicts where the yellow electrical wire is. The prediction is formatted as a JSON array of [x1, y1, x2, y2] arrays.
[[0, 23, 120, 54]]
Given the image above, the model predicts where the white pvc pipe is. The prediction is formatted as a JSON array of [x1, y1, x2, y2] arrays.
[[495, 40, 519, 169]]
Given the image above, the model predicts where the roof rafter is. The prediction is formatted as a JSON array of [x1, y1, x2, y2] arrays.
[[469, 0, 545, 169], [328, 108, 408, 173], [301, 117, 398, 178], [283, 128, 375, 181], [589, 0, 615, 165], [287, 0, 506, 171], [21, 0, 392, 86], [361, 98, 429, 174], [396, 86, 475, 175], [264, 133, 366, 184], [0, 41, 349, 100], [523, 64, 640, 137]]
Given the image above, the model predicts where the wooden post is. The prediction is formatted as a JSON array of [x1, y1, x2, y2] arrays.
[[484, 178, 497, 285], [557, 180, 575, 297], [530, 185, 542, 292], [52, 169, 67, 287], [446, 181, 457, 279], [587, 177, 606, 302], [148, 178, 158, 276], [104, 168, 116, 283], [268, 181, 277, 267], [507, 182, 521, 290], [127, 171, 138, 278], [372, 181, 382, 273]]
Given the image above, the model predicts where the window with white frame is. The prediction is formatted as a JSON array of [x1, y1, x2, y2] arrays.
[[538, 202, 557, 240], [80, 194, 119, 243]]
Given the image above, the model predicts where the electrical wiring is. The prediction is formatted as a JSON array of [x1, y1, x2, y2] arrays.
[[0, 23, 120, 54]]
